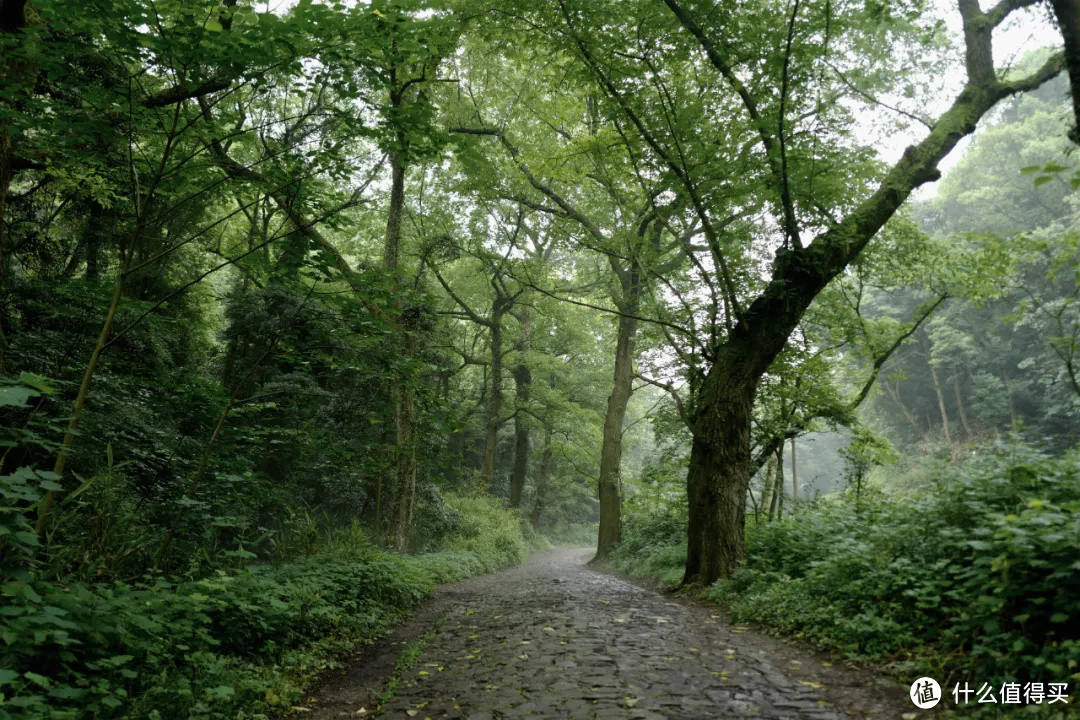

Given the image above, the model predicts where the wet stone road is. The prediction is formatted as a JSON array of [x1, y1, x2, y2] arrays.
[[374, 548, 846, 720]]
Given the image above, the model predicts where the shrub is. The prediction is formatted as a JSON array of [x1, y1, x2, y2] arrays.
[[440, 492, 528, 571], [0, 492, 529, 720], [712, 444, 1080, 685], [615, 442, 1080, 690]]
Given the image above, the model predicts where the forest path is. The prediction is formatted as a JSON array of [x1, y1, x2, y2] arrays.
[[300, 548, 911, 720]]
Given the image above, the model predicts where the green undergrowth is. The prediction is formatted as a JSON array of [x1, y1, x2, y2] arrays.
[[609, 445, 1080, 714], [0, 493, 527, 720], [543, 522, 598, 548]]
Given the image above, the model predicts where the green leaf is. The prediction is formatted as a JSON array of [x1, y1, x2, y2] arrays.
[[0, 385, 38, 408], [1019, 165, 1041, 175], [23, 672, 51, 689], [17, 372, 54, 396], [1033, 175, 1053, 187], [205, 19, 224, 32]]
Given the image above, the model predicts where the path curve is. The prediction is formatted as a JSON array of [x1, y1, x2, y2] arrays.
[[369, 547, 861, 719]]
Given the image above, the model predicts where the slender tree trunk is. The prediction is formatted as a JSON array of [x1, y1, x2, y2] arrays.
[[759, 454, 775, 522], [885, 379, 922, 434], [774, 445, 785, 521], [953, 379, 972, 438], [594, 298, 639, 559], [391, 366, 417, 552], [767, 454, 780, 521], [447, 425, 466, 487], [789, 436, 798, 499], [383, 146, 418, 552], [531, 421, 552, 528], [36, 251, 130, 534], [509, 308, 532, 507], [1002, 368, 1018, 428], [929, 364, 952, 445], [482, 301, 504, 488]]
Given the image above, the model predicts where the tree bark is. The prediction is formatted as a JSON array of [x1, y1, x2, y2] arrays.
[[684, 352, 755, 583], [391, 367, 417, 552], [774, 445, 785, 521], [789, 436, 798, 499], [767, 453, 780, 521], [953, 379, 972, 438], [531, 421, 553, 528], [759, 454, 775, 522], [1049, 0, 1080, 144], [482, 298, 505, 488], [383, 151, 406, 270], [594, 290, 640, 559], [509, 308, 532, 507], [929, 363, 952, 445], [383, 142, 417, 552]]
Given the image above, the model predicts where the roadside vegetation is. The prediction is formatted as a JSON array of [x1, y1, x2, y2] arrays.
[[1, 0, 1078, 717]]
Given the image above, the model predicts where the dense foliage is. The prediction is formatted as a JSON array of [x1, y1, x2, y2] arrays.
[[0, 493, 529, 720], [1, 0, 1078, 716]]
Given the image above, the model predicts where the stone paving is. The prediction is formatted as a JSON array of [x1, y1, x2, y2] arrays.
[[375, 548, 845, 719]]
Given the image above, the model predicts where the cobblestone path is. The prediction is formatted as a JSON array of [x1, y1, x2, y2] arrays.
[[374, 548, 847, 719]]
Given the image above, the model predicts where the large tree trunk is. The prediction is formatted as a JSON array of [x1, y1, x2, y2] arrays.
[[684, 355, 756, 584], [1049, 0, 1080, 144], [594, 300, 639, 559], [509, 309, 532, 507]]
